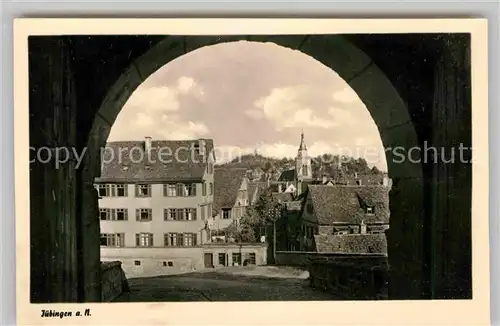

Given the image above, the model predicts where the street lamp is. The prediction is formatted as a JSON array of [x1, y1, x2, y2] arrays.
[[268, 202, 283, 264]]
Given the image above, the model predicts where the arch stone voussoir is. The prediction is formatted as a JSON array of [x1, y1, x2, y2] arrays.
[[380, 122, 423, 180], [98, 64, 144, 126], [249, 35, 309, 50], [348, 64, 412, 131], [298, 35, 373, 82], [184, 35, 249, 53]]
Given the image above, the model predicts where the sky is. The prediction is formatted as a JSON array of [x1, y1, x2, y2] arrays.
[[108, 41, 387, 171]]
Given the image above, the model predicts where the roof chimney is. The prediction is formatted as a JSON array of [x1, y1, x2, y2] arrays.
[[144, 136, 152, 153], [198, 139, 206, 157]]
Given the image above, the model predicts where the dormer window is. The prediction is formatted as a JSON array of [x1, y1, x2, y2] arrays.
[[193, 143, 200, 155], [365, 206, 375, 215]]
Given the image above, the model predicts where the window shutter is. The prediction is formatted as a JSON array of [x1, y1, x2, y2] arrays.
[[192, 184, 197, 196], [135, 234, 139, 246], [193, 208, 197, 220], [150, 234, 154, 247], [135, 185, 138, 197], [136, 209, 139, 221]]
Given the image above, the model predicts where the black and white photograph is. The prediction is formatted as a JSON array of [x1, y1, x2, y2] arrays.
[[14, 18, 490, 325]]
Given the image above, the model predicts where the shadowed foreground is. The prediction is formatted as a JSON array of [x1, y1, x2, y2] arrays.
[[114, 266, 338, 301]]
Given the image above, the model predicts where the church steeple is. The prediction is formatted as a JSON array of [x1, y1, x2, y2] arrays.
[[298, 129, 307, 151], [295, 130, 312, 182]]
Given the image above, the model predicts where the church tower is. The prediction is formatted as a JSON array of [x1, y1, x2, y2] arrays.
[[295, 130, 312, 182]]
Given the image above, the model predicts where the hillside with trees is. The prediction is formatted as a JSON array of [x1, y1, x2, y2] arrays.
[[217, 153, 385, 181]]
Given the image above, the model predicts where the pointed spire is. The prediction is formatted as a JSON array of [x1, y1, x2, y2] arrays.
[[298, 129, 307, 151]]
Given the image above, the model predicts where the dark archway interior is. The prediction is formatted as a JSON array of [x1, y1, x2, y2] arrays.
[[28, 34, 472, 302]]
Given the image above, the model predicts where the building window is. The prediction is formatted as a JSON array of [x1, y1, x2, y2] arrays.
[[165, 233, 178, 246], [136, 208, 152, 221], [164, 233, 197, 248], [303, 165, 309, 176], [100, 233, 125, 247], [222, 209, 231, 220], [116, 208, 128, 221], [248, 253, 256, 265], [163, 261, 174, 267], [201, 205, 206, 220], [163, 183, 196, 197], [209, 183, 213, 195], [135, 184, 151, 197], [202, 183, 207, 196], [307, 203, 313, 213], [134, 260, 141, 266], [97, 184, 110, 197], [208, 163, 213, 174], [218, 253, 226, 265], [164, 208, 197, 221], [232, 253, 242, 266], [115, 184, 128, 197], [164, 184, 176, 197], [184, 233, 197, 247], [366, 206, 375, 215], [208, 204, 212, 218], [135, 233, 153, 247], [100, 208, 111, 221]]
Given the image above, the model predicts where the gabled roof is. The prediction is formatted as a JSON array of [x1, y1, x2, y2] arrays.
[[96, 139, 213, 183], [213, 168, 247, 214], [306, 185, 390, 224], [278, 169, 296, 182], [313, 234, 387, 254]]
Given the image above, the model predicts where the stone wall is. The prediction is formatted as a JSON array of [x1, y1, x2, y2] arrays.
[[101, 247, 204, 279], [101, 261, 130, 302], [308, 258, 389, 300], [275, 251, 388, 267]]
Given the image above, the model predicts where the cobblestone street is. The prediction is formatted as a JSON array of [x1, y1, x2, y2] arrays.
[[115, 266, 339, 301]]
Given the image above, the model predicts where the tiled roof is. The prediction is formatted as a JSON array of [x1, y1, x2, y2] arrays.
[[307, 185, 390, 225], [213, 168, 247, 214], [271, 192, 294, 203], [313, 234, 388, 254], [247, 182, 259, 204], [96, 139, 213, 183], [278, 169, 297, 182]]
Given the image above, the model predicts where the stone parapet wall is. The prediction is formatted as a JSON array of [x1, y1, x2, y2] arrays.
[[308, 257, 389, 300], [101, 261, 130, 302]]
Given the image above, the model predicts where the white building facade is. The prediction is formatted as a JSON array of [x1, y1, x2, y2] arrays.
[[96, 138, 215, 277]]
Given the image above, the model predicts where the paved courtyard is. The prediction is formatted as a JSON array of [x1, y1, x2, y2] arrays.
[[115, 266, 339, 301]]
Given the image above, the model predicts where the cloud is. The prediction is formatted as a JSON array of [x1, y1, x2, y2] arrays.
[[332, 87, 360, 104], [156, 119, 210, 140], [134, 112, 155, 127], [327, 107, 357, 125], [244, 109, 265, 120], [177, 76, 195, 94], [253, 86, 338, 130], [125, 86, 180, 113]]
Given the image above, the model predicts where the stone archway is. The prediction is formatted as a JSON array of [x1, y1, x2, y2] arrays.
[[83, 35, 425, 300]]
